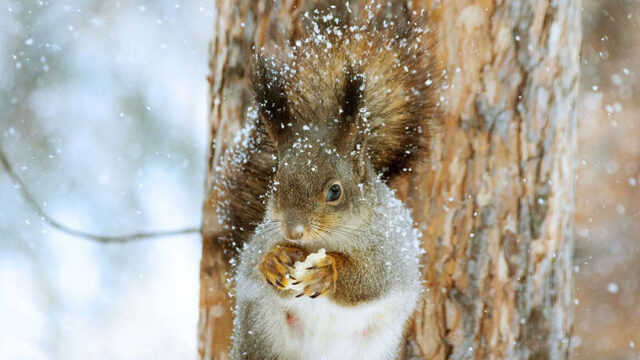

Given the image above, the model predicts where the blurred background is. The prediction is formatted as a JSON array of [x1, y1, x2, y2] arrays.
[[575, 1, 640, 359], [0, 1, 637, 359], [0, 1, 211, 359]]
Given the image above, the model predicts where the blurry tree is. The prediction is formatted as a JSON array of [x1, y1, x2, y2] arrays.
[[573, 1, 640, 358], [198, 1, 581, 359]]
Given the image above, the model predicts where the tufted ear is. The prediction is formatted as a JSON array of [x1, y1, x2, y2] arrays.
[[333, 66, 369, 181], [252, 54, 291, 150], [334, 65, 365, 154]]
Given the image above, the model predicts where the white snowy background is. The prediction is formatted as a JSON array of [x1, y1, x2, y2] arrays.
[[0, 1, 211, 359], [0, 1, 639, 360]]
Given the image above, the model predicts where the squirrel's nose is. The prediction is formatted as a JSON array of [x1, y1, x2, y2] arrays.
[[283, 224, 305, 240]]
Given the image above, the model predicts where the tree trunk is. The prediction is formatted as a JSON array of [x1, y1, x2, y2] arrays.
[[198, 1, 581, 359]]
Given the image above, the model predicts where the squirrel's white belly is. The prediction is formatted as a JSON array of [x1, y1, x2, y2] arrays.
[[273, 291, 411, 360]]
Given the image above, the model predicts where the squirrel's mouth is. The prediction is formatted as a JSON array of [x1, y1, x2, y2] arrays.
[[278, 214, 354, 243], [281, 223, 306, 241], [280, 224, 331, 243]]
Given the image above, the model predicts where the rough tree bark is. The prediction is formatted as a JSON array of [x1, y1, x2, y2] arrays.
[[198, 1, 581, 359]]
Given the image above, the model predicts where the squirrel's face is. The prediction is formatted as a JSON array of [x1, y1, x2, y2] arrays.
[[270, 147, 368, 242], [253, 52, 377, 242]]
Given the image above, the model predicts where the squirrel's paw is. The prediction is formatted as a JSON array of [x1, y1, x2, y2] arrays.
[[258, 246, 305, 290], [295, 254, 337, 299]]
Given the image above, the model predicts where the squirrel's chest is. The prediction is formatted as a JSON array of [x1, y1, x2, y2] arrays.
[[272, 294, 405, 360], [282, 297, 378, 336]]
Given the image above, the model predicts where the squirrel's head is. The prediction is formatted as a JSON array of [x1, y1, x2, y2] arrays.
[[253, 55, 371, 242], [251, 19, 440, 241]]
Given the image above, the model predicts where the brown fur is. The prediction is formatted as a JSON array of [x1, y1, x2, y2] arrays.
[[255, 17, 441, 179], [207, 7, 441, 261], [228, 8, 438, 359], [204, 125, 276, 259]]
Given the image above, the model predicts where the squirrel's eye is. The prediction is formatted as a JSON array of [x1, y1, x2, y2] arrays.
[[326, 184, 342, 203]]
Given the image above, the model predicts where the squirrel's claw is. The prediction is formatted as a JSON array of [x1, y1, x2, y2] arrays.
[[258, 245, 306, 291], [298, 254, 338, 299]]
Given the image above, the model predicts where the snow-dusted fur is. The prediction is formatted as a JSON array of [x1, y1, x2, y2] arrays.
[[232, 179, 421, 360], [206, 7, 440, 266], [228, 8, 438, 360]]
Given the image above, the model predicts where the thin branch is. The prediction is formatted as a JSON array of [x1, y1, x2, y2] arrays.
[[0, 145, 201, 243]]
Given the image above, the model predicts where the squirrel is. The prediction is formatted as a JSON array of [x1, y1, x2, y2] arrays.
[[228, 8, 441, 360]]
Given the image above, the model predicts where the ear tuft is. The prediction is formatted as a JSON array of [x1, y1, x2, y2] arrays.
[[335, 66, 365, 152], [342, 66, 364, 120], [252, 54, 290, 147]]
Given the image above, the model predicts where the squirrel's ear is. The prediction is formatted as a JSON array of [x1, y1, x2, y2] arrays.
[[252, 54, 290, 149], [354, 136, 369, 182], [335, 66, 365, 153], [335, 66, 369, 180]]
